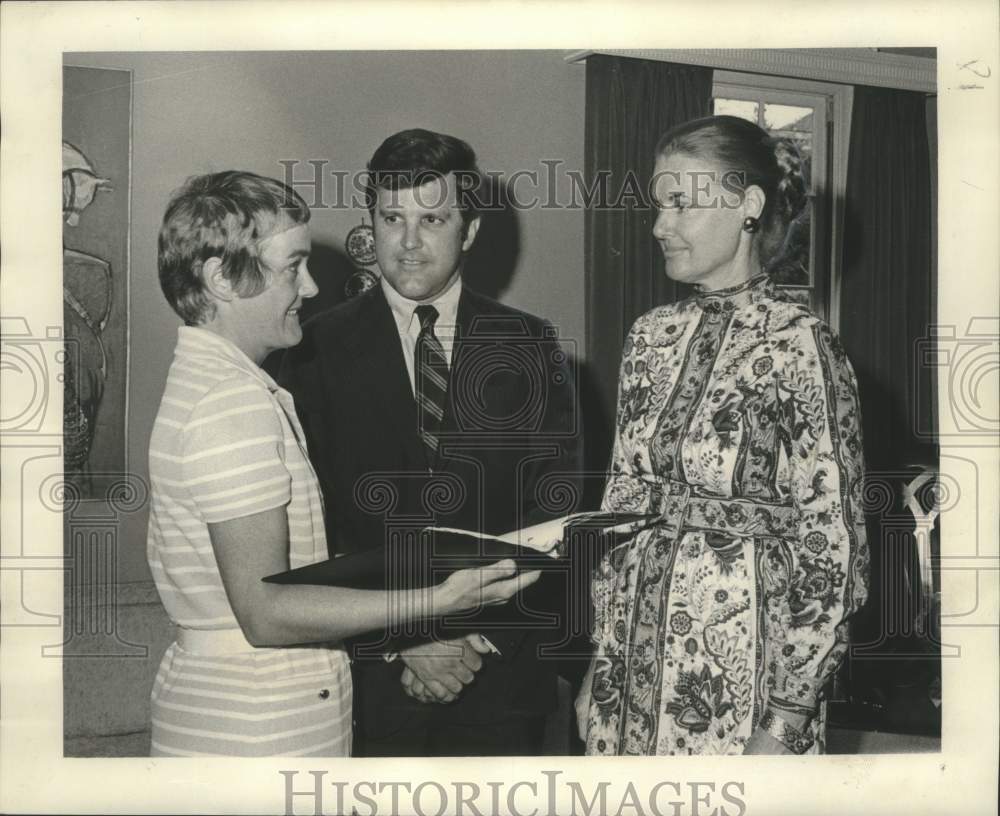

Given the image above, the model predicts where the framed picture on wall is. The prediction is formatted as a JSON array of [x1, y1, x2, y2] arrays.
[[62, 65, 132, 500]]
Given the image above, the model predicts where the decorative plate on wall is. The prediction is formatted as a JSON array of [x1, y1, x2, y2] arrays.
[[345, 222, 376, 267]]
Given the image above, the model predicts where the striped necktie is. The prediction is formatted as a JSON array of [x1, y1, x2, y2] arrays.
[[414, 304, 449, 466]]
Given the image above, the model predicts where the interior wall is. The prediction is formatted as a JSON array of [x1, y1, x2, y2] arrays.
[[65, 50, 587, 584]]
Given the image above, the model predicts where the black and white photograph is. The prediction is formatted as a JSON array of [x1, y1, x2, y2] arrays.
[[1, 2, 997, 815]]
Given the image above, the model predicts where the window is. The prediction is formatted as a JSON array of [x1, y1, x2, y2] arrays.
[[712, 72, 853, 322]]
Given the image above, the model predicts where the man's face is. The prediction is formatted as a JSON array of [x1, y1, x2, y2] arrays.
[[373, 172, 479, 303]]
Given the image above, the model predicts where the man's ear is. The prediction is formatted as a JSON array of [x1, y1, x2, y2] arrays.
[[461, 214, 481, 252], [201, 257, 234, 302], [743, 185, 766, 221]]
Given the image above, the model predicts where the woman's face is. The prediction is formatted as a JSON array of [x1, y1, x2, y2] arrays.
[[226, 221, 318, 363], [651, 151, 752, 291]]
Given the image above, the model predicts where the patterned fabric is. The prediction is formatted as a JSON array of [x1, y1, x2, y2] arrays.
[[586, 275, 869, 756], [414, 304, 450, 465], [147, 327, 352, 756]]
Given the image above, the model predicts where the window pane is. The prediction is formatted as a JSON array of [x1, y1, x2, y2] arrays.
[[763, 103, 813, 132], [761, 103, 815, 288], [764, 103, 813, 172], [713, 97, 758, 123], [767, 208, 811, 287]]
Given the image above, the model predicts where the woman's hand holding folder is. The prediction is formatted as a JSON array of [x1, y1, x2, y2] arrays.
[[434, 558, 542, 615]]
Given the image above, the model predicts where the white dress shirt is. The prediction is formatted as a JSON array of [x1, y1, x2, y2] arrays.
[[379, 274, 461, 396], [378, 274, 464, 663]]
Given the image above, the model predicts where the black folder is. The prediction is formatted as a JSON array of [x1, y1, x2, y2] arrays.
[[263, 511, 657, 591]]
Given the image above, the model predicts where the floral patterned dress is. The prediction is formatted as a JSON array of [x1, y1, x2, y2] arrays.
[[586, 275, 869, 756]]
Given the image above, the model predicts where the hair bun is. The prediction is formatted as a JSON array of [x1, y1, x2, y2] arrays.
[[771, 137, 809, 223]]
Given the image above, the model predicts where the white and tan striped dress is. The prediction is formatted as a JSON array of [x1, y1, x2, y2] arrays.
[[147, 327, 351, 757]]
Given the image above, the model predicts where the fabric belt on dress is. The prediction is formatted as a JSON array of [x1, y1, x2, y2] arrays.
[[605, 472, 801, 541], [177, 626, 256, 655]]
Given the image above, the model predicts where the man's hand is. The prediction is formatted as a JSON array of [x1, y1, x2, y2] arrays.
[[399, 635, 489, 704], [400, 666, 435, 703]]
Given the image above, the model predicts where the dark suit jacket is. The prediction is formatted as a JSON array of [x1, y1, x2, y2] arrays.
[[278, 284, 581, 738]]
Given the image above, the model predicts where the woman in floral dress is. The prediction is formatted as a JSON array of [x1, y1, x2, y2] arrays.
[[577, 116, 869, 756]]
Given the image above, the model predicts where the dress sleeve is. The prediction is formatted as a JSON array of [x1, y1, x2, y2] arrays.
[[180, 378, 292, 524], [766, 321, 870, 719], [593, 319, 647, 644], [601, 320, 647, 511]]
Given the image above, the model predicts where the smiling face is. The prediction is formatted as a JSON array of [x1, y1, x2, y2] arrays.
[[229, 221, 317, 363], [651, 151, 755, 291], [373, 173, 479, 303]]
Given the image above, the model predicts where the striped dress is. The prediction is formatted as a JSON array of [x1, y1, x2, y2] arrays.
[[147, 327, 352, 757]]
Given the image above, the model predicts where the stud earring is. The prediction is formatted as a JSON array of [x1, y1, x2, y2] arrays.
[[742, 216, 760, 234]]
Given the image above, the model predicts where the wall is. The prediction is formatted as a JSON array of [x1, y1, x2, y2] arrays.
[[66, 50, 587, 585]]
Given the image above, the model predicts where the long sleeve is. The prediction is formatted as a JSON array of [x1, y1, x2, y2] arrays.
[[600, 317, 654, 512], [766, 321, 870, 718], [592, 317, 654, 645]]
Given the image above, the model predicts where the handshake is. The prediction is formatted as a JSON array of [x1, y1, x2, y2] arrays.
[[393, 515, 575, 704], [398, 633, 503, 704]]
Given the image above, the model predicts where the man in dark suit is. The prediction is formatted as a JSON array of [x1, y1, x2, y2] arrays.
[[279, 129, 581, 756]]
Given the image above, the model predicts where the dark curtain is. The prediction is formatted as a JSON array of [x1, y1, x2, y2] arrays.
[[840, 85, 936, 472], [583, 56, 713, 482], [838, 85, 939, 736]]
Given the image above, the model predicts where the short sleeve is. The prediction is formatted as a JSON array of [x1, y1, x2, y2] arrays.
[[180, 378, 292, 524]]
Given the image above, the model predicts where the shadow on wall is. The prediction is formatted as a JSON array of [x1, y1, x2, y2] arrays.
[[301, 241, 357, 323], [464, 175, 521, 301]]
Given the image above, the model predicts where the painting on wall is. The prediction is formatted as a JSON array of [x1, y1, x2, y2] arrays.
[[62, 66, 132, 499]]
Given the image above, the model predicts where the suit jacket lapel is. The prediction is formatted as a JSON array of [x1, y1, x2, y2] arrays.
[[341, 287, 427, 469], [436, 287, 486, 472]]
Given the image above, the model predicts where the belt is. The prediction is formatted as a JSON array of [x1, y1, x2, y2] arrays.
[[605, 472, 800, 540], [177, 626, 256, 655]]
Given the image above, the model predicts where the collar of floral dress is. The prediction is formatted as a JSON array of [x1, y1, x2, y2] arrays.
[[694, 273, 772, 311]]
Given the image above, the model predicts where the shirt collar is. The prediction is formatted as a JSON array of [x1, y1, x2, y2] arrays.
[[380, 274, 463, 334], [175, 325, 281, 392]]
